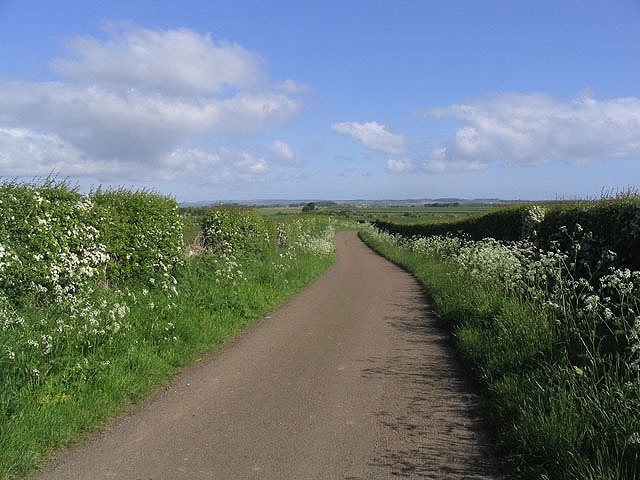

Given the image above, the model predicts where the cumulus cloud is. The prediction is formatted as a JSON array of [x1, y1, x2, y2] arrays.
[[218, 147, 268, 181], [51, 23, 267, 95], [155, 147, 270, 185], [0, 24, 304, 183], [0, 127, 86, 176], [424, 92, 640, 171], [158, 148, 224, 181], [270, 140, 301, 166], [386, 159, 416, 174], [331, 121, 408, 155]]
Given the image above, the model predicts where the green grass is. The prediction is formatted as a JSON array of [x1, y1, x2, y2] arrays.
[[249, 202, 497, 223], [0, 224, 336, 480], [359, 225, 640, 480], [356, 204, 496, 223], [319, 204, 496, 224]]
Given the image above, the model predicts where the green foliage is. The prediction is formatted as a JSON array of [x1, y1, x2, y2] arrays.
[[374, 204, 527, 241], [301, 202, 316, 212], [374, 196, 640, 274], [0, 196, 337, 480], [0, 178, 107, 305], [535, 197, 640, 271], [91, 187, 184, 283], [0, 181, 185, 460], [275, 215, 340, 257], [201, 205, 276, 255], [359, 223, 640, 479]]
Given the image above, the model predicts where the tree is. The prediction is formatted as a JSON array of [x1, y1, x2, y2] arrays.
[[301, 202, 316, 213]]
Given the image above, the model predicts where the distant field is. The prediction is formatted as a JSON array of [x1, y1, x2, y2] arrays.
[[255, 203, 497, 223], [182, 203, 500, 236], [254, 206, 304, 217]]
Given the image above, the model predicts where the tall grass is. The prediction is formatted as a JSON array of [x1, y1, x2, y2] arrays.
[[0, 182, 342, 480], [359, 224, 640, 479]]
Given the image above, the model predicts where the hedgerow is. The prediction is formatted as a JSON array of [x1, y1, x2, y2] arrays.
[[90, 187, 184, 284], [201, 205, 276, 255], [1, 185, 340, 479], [0, 180, 183, 411], [360, 210, 640, 479], [0, 178, 108, 305], [373, 195, 640, 272]]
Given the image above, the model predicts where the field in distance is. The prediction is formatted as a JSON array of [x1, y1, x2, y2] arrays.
[[254, 200, 504, 223]]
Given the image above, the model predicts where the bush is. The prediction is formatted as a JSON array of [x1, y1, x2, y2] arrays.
[[201, 206, 275, 255], [90, 187, 184, 284], [374, 195, 640, 272], [374, 204, 529, 241], [0, 178, 108, 305]]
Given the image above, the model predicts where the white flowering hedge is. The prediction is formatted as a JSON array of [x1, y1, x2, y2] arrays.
[[276, 215, 338, 258], [0, 179, 108, 304], [0, 179, 183, 394], [197, 207, 338, 286], [1, 192, 344, 478], [374, 195, 640, 273], [0, 180, 183, 303], [201, 206, 275, 255]]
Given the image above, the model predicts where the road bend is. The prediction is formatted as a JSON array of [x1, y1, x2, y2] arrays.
[[32, 230, 501, 480]]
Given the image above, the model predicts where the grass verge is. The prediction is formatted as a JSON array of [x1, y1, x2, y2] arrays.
[[359, 226, 639, 480], [0, 237, 335, 480]]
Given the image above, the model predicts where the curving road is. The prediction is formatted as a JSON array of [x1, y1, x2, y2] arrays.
[[32, 231, 501, 480]]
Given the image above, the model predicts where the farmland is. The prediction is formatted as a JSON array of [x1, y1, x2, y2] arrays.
[[247, 199, 501, 224], [2, 182, 639, 479]]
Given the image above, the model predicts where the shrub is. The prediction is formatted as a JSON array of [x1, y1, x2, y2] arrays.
[[0, 178, 108, 305], [201, 206, 275, 255], [374, 195, 640, 272], [90, 187, 183, 284]]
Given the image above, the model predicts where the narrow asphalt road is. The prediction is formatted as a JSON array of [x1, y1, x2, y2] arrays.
[[32, 231, 501, 480]]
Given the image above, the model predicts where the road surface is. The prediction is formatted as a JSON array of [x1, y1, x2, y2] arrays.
[[32, 231, 501, 479]]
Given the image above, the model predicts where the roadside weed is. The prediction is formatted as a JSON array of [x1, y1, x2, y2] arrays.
[[0, 182, 339, 480], [360, 223, 640, 479]]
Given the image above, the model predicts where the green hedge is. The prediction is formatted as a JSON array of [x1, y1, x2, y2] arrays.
[[535, 198, 640, 271], [0, 179, 184, 307], [373, 204, 528, 241], [91, 187, 184, 284], [374, 196, 640, 271], [200, 206, 276, 255], [0, 179, 104, 304]]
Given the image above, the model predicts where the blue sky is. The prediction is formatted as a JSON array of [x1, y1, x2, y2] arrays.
[[0, 0, 639, 201]]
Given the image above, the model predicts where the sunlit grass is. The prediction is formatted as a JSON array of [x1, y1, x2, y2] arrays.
[[0, 191, 340, 479], [359, 223, 640, 479]]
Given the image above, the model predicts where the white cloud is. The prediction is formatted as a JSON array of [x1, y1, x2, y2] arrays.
[[51, 23, 267, 95], [276, 79, 314, 95], [158, 148, 224, 181], [331, 121, 408, 155], [216, 93, 301, 135], [422, 158, 488, 173], [236, 153, 268, 175], [424, 92, 640, 171], [0, 127, 85, 176], [270, 140, 302, 166], [386, 159, 416, 174], [0, 24, 303, 185], [157, 147, 271, 185], [218, 147, 269, 182]]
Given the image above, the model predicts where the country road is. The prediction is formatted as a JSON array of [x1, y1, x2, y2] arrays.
[[31, 231, 501, 480]]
